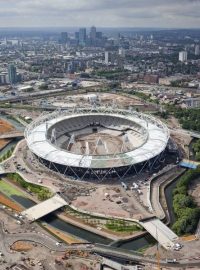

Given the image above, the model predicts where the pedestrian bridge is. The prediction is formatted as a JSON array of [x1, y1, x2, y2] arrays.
[[0, 131, 24, 139], [21, 194, 67, 222], [139, 217, 178, 250], [0, 164, 5, 174]]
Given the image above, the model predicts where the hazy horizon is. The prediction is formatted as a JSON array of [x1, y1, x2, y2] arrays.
[[0, 0, 200, 29]]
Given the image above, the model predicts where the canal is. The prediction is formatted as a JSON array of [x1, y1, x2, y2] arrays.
[[0, 171, 182, 251]]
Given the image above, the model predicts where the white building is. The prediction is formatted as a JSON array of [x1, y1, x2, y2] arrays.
[[179, 51, 187, 62], [105, 51, 111, 64], [119, 48, 125, 57], [195, 45, 200, 56]]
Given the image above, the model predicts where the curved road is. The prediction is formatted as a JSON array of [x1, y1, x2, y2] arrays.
[[0, 221, 67, 264]]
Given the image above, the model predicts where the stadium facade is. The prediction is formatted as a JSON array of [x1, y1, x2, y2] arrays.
[[25, 107, 170, 181]]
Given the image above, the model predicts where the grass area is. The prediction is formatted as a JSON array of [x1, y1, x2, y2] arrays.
[[6, 115, 22, 125], [7, 173, 52, 201], [105, 220, 142, 232], [65, 206, 143, 234], [0, 146, 15, 162], [0, 179, 25, 197]]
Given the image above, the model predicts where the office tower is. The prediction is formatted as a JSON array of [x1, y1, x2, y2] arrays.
[[96, 32, 103, 39], [179, 51, 187, 62], [8, 64, 17, 84], [105, 51, 111, 64], [79, 28, 87, 46], [75, 32, 79, 40], [60, 32, 68, 44], [195, 45, 200, 56], [119, 48, 126, 57], [90, 26, 96, 40]]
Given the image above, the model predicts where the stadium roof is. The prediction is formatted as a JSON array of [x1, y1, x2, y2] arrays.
[[25, 108, 169, 169]]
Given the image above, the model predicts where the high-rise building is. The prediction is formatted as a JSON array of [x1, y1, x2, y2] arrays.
[[79, 28, 87, 46], [195, 45, 200, 56], [105, 51, 111, 64], [119, 48, 126, 58], [8, 64, 17, 84], [75, 32, 79, 40], [60, 32, 68, 44], [96, 32, 103, 39], [179, 51, 187, 62], [0, 72, 9, 85], [90, 26, 96, 41]]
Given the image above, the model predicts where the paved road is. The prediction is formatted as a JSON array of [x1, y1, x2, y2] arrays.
[[0, 221, 67, 258], [150, 167, 185, 219], [62, 243, 200, 268]]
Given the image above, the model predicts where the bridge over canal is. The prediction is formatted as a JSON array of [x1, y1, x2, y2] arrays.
[[21, 194, 67, 222]]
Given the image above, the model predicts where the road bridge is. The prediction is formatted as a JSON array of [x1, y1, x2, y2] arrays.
[[0, 131, 24, 139], [0, 164, 5, 174], [139, 217, 178, 250], [170, 128, 200, 139], [21, 194, 67, 222], [179, 159, 200, 169]]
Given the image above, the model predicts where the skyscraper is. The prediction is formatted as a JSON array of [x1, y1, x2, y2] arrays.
[[8, 64, 17, 84], [79, 28, 87, 46], [60, 32, 68, 44], [179, 51, 187, 62], [96, 32, 103, 39], [90, 26, 96, 41], [105, 51, 111, 64]]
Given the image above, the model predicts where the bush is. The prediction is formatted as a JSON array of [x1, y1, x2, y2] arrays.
[[7, 173, 52, 201], [172, 167, 200, 235]]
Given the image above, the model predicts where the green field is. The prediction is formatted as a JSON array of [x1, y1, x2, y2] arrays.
[[0, 179, 25, 197]]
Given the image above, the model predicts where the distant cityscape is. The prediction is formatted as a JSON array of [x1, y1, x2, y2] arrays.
[[1, 25, 200, 270], [1, 27, 200, 108]]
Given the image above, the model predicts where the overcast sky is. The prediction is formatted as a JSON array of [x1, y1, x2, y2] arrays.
[[1, 0, 200, 28]]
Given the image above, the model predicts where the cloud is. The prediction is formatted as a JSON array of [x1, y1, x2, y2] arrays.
[[0, 0, 199, 28]]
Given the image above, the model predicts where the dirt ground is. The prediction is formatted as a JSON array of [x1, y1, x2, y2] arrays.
[[11, 241, 34, 252], [0, 193, 23, 212], [58, 257, 100, 270], [34, 92, 156, 112], [0, 118, 15, 149], [73, 186, 130, 218], [0, 118, 14, 133], [72, 185, 145, 219]]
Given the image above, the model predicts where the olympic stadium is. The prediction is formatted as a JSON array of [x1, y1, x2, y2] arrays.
[[25, 107, 170, 181]]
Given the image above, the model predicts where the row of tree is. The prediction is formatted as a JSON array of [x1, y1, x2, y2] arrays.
[[173, 108, 200, 132], [192, 139, 200, 161], [0, 146, 15, 163], [172, 167, 200, 235], [7, 173, 52, 201]]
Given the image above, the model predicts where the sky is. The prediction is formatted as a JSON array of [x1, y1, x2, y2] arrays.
[[0, 0, 200, 28]]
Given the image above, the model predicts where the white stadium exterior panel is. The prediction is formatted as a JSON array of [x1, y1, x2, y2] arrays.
[[25, 107, 170, 180]]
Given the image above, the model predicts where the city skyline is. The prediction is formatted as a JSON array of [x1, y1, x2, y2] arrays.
[[0, 0, 200, 28]]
